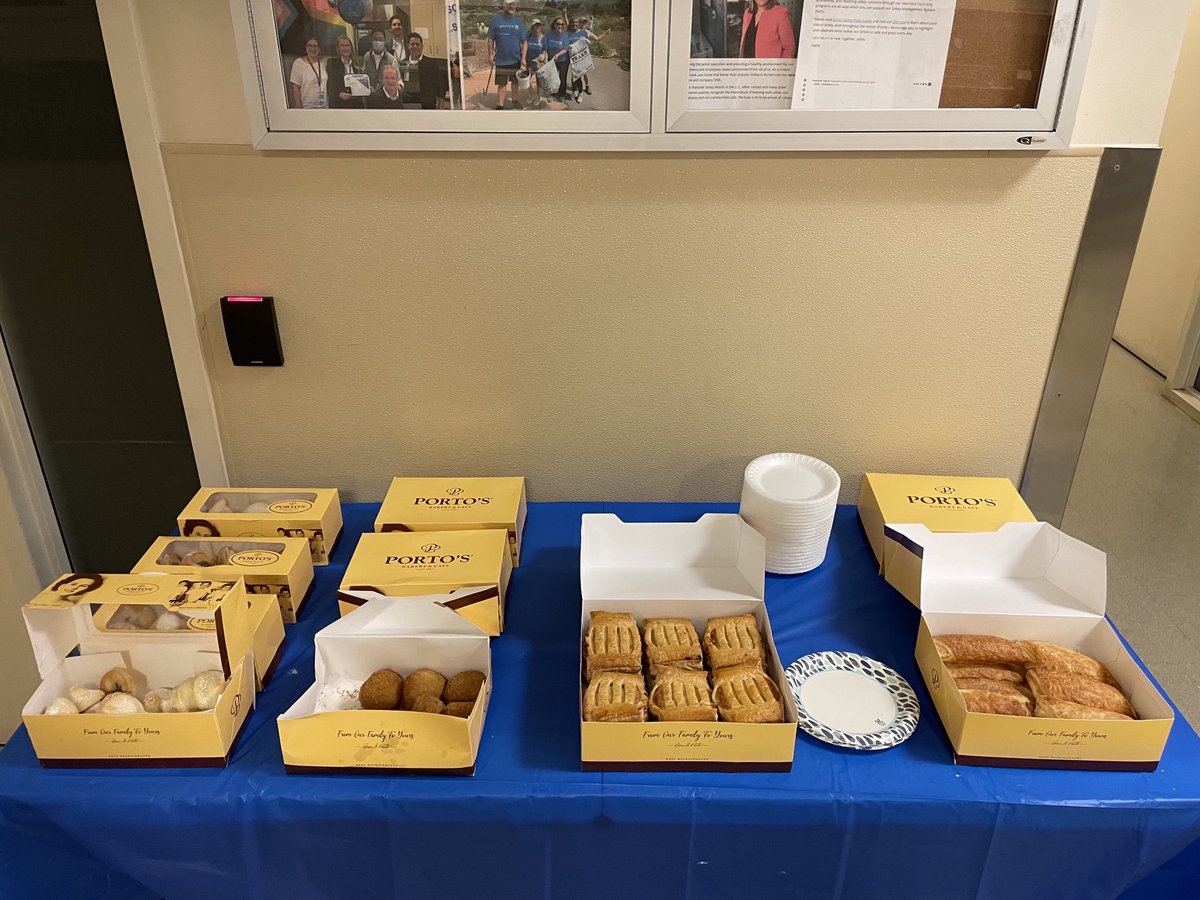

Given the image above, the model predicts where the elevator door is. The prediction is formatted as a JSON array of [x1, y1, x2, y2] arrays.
[[0, 2, 199, 572]]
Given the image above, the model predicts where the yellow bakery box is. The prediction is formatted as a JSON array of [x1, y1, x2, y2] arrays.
[[21, 573, 256, 767], [858, 472, 1036, 607], [375, 476, 527, 567], [889, 521, 1174, 771], [277, 590, 491, 775], [339, 529, 513, 636], [244, 592, 286, 689], [132, 535, 315, 624], [178, 487, 343, 566], [579, 514, 799, 772]]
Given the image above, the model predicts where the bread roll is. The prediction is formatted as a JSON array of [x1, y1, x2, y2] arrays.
[[1019, 641, 1118, 687], [933, 634, 1028, 666], [1026, 668, 1135, 718]]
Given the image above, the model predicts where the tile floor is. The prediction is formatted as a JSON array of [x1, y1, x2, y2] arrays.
[[1062, 342, 1200, 729]]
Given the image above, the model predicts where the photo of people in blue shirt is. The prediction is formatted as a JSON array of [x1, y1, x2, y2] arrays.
[[270, 1, 633, 114]]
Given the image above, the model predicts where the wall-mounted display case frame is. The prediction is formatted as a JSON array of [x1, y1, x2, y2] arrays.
[[232, 0, 1098, 151]]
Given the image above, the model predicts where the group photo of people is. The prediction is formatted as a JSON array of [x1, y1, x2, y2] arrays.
[[691, 0, 800, 60], [272, 1, 632, 113]]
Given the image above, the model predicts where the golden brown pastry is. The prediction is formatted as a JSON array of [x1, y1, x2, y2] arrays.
[[933, 634, 1028, 667], [643, 618, 703, 669], [1026, 668, 1136, 718], [945, 663, 1025, 684], [409, 695, 445, 715], [648, 659, 705, 686], [1035, 698, 1133, 721], [403, 668, 447, 709], [585, 611, 642, 678], [649, 667, 717, 722], [100, 666, 147, 697], [954, 677, 1033, 701], [443, 670, 486, 703], [1019, 641, 1118, 687], [583, 672, 647, 723], [359, 669, 404, 710], [444, 701, 475, 718], [703, 613, 765, 670], [960, 689, 1032, 716], [712, 663, 783, 724]]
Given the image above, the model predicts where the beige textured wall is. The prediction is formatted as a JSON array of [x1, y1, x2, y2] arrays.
[[131, 1, 1114, 503], [1115, 0, 1200, 375], [167, 150, 1097, 501]]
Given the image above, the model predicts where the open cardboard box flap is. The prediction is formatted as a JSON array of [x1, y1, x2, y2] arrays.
[[886, 522, 1105, 617], [580, 513, 765, 603]]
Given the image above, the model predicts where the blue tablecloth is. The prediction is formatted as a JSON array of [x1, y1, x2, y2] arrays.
[[2, 503, 1199, 900]]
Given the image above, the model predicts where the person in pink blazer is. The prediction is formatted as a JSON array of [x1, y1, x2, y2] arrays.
[[739, 0, 797, 59]]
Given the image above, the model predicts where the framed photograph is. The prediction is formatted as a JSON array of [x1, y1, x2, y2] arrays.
[[233, 0, 653, 145], [665, 0, 1093, 148]]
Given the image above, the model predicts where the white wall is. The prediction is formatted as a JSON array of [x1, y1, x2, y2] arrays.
[[1114, 0, 1200, 374]]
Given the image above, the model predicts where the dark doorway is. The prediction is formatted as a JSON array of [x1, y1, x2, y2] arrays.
[[0, 2, 199, 571]]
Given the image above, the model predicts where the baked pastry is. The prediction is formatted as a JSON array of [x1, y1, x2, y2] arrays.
[[933, 634, 1028, 667], [648, 659, 705, 687], [945, 663, 1024, 684], [403, 668, 447, 708], [643, 618, 703, 669], [443, 670, 486, 703], [712, 663, 783, 724], [360, 669, 404, 710], [1035, 697, 1133, 721], [583, 672, 647, 723], [703, 614, 765, 670], [444, 701, 475, 718], [960, 689, 1032, 717], [1026, 668, 1135, 718], [409, 695, 445, 715], [586, 611, 642, 678], [649, 666, 717, 722], [954, 677, 1033, 701], [1019, 641, 1118, 687]]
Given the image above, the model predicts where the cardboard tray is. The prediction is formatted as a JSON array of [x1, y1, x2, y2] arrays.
[[891, 522, 1174, 770], [579, 514, 798, 771], [277, 590, 491, 774], [22, 574, 256, 767]]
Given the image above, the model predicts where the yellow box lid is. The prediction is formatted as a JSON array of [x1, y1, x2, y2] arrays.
[[342, 530, 510, 592], [375, 477, 524, 531]]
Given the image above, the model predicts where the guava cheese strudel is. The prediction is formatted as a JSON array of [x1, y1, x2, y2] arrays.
[[712, 663, 783, 724], [1034, 697, 1133, 721], [1018, 641, 1118, 687], [932, 634, 1028, 667], [643, 618, 703, 668], [586, 611, 642, 678], [945, 663, 1025, 684], [648, 659, 705, 687], [703, 613, 765, 670], [1026, 668, 1136, 719], [583, 672, 648, 723], [649, 667, 717, 722], [959, 688, 1032, 717]]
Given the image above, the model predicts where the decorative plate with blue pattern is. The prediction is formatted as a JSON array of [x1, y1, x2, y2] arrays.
[[785, 651, 920, 751]]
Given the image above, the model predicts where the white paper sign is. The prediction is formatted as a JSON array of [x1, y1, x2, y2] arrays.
[[792, 0, 956, 109]]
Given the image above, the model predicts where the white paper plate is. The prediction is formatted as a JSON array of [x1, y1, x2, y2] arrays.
[[744, 453, 840, 506], [785, 652, 920, 750]]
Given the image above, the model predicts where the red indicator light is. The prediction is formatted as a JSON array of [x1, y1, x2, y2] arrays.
[[225, 296, 264, 302]]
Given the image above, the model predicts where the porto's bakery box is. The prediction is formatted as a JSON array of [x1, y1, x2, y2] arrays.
[[339, 530, 512, 636], [579, 514, 798, 772], [375, 476, 527, 567], [277, 591, 491, 775], [133, 535, 315, 624], [892, 522, 1174, 771], [178, 488, 342, 566], [858, 473, 1036, 606], [21, 574, 256, 767]]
